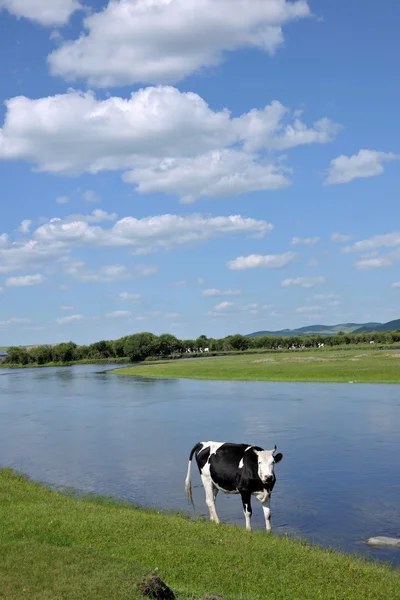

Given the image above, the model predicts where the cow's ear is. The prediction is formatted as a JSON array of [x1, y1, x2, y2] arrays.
[[274, 453, 283, 463]]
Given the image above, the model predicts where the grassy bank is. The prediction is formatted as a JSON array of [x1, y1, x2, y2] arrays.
[[1, 469, 399, 600], [114, 348, 400, 383]]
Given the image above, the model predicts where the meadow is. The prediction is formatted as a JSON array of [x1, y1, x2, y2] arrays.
[[1, 468, 399, 600], [115, 347, 400, 383]]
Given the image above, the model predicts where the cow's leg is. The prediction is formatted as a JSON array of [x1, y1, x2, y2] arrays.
[[240, 491, 252, 531], [261, 496, 272, 532], [201, 474, 220, 524]]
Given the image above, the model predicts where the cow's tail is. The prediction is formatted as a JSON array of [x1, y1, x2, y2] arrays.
[[185, 442, 202, 509]]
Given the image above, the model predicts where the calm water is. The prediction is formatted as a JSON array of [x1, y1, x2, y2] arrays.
[[1, 364, 399, 565]]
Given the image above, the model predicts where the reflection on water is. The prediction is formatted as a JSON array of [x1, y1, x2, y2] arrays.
[[0, 364, 400, 564]]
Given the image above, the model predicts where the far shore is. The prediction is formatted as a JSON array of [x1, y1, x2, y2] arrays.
[[113, 347, 400, 384]]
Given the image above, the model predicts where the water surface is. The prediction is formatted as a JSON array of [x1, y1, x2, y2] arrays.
[[1, 364, 399, 564]]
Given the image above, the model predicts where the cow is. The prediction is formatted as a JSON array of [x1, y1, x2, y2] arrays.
[[185, 441, 283, 532]]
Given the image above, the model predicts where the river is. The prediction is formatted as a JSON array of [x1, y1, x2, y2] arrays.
[[0, 363, 399, 564]]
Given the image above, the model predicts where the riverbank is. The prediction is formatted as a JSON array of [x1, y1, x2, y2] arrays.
[[1, 468, 399, 600], [0, 357, 131, 369], [114, 348, 400, 383]]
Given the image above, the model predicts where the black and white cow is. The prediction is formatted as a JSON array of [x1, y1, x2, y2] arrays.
[[185, 441, 283, 532]]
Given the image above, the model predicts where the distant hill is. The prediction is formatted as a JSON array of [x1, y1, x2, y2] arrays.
[[353, 319, 400, 334], [247, 322, 382, 338]]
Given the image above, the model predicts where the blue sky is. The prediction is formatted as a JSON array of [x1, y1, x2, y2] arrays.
[[0, 0, 399, 346]]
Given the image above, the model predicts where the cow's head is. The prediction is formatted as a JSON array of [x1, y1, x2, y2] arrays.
[[254, 446, 283, 485]]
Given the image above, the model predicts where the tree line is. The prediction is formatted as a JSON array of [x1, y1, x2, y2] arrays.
[[3, 329, 400, 366]]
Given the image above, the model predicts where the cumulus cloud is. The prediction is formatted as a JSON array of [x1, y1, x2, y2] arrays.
[[34, 214, 273, 251], [227, 251, 297, 270], [60, 305, 73, 310], [118, 292, 141, 301], [58, 209, 118, 223], [48, 0, 311, 87], [123, 150, 291, 203], [391, 282, 400, 289], [309, 293, 340, 301], [355, 252, 400, 270], [281, 276, 325, 288], [0, 87, 340, 201], [206, 301, 235, 318], [325, 149, 398, 185], [295, 305, 322, 313], [291, 236, 319, 245], [331, 232, 352, 243], [56, 196, 70, 204], [0, 317, 32, 327], [0, 212, 270, 274], [56, 314, 83, 324], [106, 310, 131, 318], [0, 0, 81, 26], [64, 261, 132, 283], [17, 219, 32, 233], [202, 288, 241, 296], [5, 273, 46, 287], [343, 232, 400, 254]]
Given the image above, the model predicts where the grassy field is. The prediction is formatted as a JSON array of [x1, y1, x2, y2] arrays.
[[114, 348, 400, 383], [1, 469, 399, 600]]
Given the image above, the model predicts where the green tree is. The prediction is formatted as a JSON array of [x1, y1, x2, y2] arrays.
[[157, 333, 180, 356], [52, 342, 77, 363], [124, 333, 158, 361]]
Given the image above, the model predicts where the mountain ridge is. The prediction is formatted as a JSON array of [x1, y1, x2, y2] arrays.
[[246, 320, 398, 338]]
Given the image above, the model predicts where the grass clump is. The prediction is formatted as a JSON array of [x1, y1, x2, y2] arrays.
[[1, 468, 400, 600], [114, 349, 400, 384]]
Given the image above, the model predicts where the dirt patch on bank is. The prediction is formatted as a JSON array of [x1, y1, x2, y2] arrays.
[[282, 356, 335, 363], [252, 358, 277, 363]]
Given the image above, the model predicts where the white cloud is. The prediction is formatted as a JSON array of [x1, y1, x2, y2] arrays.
[[173, 277, 205, 287], [118, 292, 141, 301], [56, 196, 70, 204], [48, 0, 311, 87], [325, 149, 398, 185], [0, 286, 3, 293], [227, 251, 297, 270], [291, 236, 319, 245], [355, 252, 400, 270], [0, 317, 31, 327], [295, 305, 322, 313], [391, 282, 400, 289], [5, 273, 46, 287], [331, 232, 352, 243], [106, 310, 131, 318], [123, 149, 291, 203], [202, 288, 241, 297], [206, 301, 235, 318], [82, 190, 100, 203], [17, 219, 32, 233], [343, 232, 400, 253], [308, 258, 318, 267], [0, 87, 339, 201], [60, 305, 73, 310], [34, 213, 273, 251], [56, 314, 84, 324], [65, 261, 131, 283], [281, 276, 325, 288], [58, 209, 118, 223], [0, 212, 271, 275], [309, 293, 340, 301], [0, 0, 81, 26]]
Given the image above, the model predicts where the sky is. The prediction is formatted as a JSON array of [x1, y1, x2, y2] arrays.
[[0, 0, 399, 346]]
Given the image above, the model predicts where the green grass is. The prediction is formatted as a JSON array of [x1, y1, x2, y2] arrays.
[[1, 469, 400, 600], [114, 348, 400, 383]]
